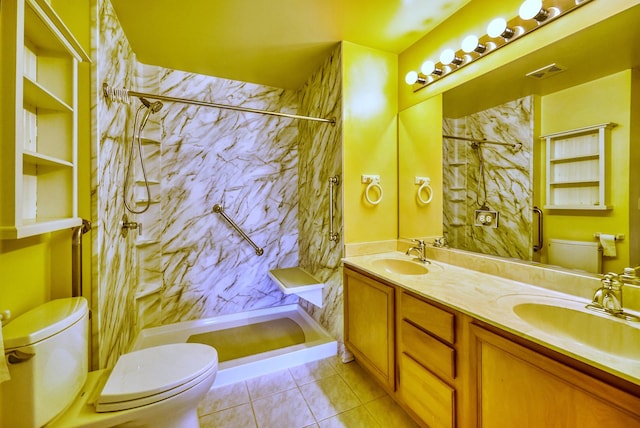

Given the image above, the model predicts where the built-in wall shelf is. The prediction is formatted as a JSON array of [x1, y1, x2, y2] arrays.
[[543, 123, 615, 211], [268, 267, 324, 308], [140, 138, 161, 146], [134, 282, 163, 300], [135, 239, 160, 248], [1, 0, 90, 239]]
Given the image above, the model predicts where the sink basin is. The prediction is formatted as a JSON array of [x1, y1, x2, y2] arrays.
[[512, 299, 640, 359], [371, 258, 429, 275]]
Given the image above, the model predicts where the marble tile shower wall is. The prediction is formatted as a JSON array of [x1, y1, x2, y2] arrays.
[[156, 67, 301, 324], [94, 0, 342, 368], [131, 63, 163, 329], [93, 0, 139, 368], [297, 46, 344, 357], [443, 96, 534, 261]]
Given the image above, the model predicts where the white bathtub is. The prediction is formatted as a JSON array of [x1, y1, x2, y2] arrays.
[[131, 304, 337, 387]]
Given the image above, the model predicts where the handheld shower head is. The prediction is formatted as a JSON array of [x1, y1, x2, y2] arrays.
[[138, 97, 163, 113], [137, 97, 163, 131]]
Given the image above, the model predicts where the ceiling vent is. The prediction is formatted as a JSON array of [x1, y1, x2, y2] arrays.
[[525, 63, 567, 80]]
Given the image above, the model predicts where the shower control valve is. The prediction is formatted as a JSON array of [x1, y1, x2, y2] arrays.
[[120, 213, 142, 237], [474, 209, 499, 228]]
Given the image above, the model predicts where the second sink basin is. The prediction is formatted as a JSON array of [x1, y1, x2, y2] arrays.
[[510, 297, 640, 359], [371, 258, 429, 275]]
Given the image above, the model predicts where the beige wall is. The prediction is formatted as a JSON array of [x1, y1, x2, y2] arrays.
[[342, 42, 398, 243]]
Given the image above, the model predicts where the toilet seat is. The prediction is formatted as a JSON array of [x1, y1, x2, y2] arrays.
[[96, 343, 218, 412]]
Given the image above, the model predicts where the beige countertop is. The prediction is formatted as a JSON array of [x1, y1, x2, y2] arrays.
[[343, 251, 640, 387]]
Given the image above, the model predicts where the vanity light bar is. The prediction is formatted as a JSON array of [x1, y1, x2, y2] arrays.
[[406, 0, 595, 92]]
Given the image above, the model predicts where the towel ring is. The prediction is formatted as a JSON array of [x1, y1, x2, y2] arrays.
[[365, 179, 383, 205], [417, 178, 433, 204]]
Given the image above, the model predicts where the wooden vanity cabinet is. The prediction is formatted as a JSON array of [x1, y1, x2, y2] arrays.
[[343, 266, 640, 427], [472, 324, 640, 427], [396, 290, 472, 428], [343, 267, 395, 391]]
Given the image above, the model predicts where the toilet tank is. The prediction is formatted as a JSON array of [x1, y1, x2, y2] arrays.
[[1, 297, 89, 428], [548, 239, 602, 273]]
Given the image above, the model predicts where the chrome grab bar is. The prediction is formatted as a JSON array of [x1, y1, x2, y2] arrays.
[[328, 176, 340, 242], [533, 206, 543, 252], [71, 219, 91, 298], [212, 204, 264, 256]]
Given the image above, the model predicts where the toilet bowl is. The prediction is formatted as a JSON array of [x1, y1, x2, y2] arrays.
[[0, 298, 218, 428]]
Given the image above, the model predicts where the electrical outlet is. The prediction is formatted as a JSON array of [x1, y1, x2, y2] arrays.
[[474, 210, 499, 228]]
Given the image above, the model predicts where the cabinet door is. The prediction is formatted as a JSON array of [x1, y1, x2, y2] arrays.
[[472, 325, 640, 427], [344, 268, 395, 390], [399, 353, 455, 428]]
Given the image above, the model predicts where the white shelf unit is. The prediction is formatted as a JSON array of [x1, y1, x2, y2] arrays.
[[0, 0, 90, 239], [543, 123, 615, 211]]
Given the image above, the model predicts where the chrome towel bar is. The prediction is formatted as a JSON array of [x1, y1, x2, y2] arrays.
[[212, 204, 264, 256]]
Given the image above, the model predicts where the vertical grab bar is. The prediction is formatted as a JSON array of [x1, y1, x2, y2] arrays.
[[71, 219, 92, 297], [533, 206, 543, 252], [328, 176, 340, 241]]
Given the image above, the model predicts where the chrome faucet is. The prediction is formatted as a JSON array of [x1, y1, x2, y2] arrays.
[[406, 239, 430, 264], [587, 272, 640, 321], [433, 237, 447, 248]]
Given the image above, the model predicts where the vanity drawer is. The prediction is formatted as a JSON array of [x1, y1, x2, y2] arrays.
[[401, 292, 455, 344], [401, 319, 455, 381], [399, 352, 455, 428]]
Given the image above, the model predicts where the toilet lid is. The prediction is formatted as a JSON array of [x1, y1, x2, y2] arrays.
[[97, 343, 217, 411]]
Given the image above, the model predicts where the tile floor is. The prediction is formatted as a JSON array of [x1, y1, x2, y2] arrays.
[[197, 356, 419, 428]]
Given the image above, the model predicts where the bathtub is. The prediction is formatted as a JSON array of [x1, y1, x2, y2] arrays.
[[131, 304, 337, 387]]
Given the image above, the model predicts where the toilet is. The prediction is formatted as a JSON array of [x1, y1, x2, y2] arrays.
[[0, 297, 218, 428]]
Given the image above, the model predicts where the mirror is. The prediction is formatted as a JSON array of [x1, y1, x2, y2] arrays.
[[400, 5, 640, 275]]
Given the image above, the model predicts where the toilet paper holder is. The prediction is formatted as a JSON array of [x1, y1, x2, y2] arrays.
[[594, 233, 625, 241]]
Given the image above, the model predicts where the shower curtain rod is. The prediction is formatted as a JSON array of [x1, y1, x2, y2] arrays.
[[103, 83, 335, 125], [443, 134, 521, 150]]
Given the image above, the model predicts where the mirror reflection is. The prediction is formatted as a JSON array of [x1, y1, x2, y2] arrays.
[[402, 5, 640, 275]]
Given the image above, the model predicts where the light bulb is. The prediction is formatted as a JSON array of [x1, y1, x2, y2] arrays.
[[421, 60, 442, 76], [440, 49, 454, 64], [519, 0, 549, 21], [461, 34, 486, 54], [405, 71, 418, 85], [440, 49, 463, 66], [462, 35, 478, 53], [487, 17, 514, 39], [421, 61, 435, 74]]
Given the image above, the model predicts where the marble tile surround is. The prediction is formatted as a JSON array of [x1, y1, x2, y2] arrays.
[[92, 0, 139, 368], [443, 96, 534, 261], [94, 0, 344, 367], [297, 46, 345, 357]]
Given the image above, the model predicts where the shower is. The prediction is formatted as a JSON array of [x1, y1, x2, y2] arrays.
[[123, 97, 163, 214]]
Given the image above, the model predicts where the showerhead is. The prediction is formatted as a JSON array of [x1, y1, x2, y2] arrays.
[[139, 97, 163, 113], [137, 97, 163, 131]]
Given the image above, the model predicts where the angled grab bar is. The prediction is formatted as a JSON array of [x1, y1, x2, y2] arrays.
[[328, 176, 340, 241], [212, 204, 264, 256]]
